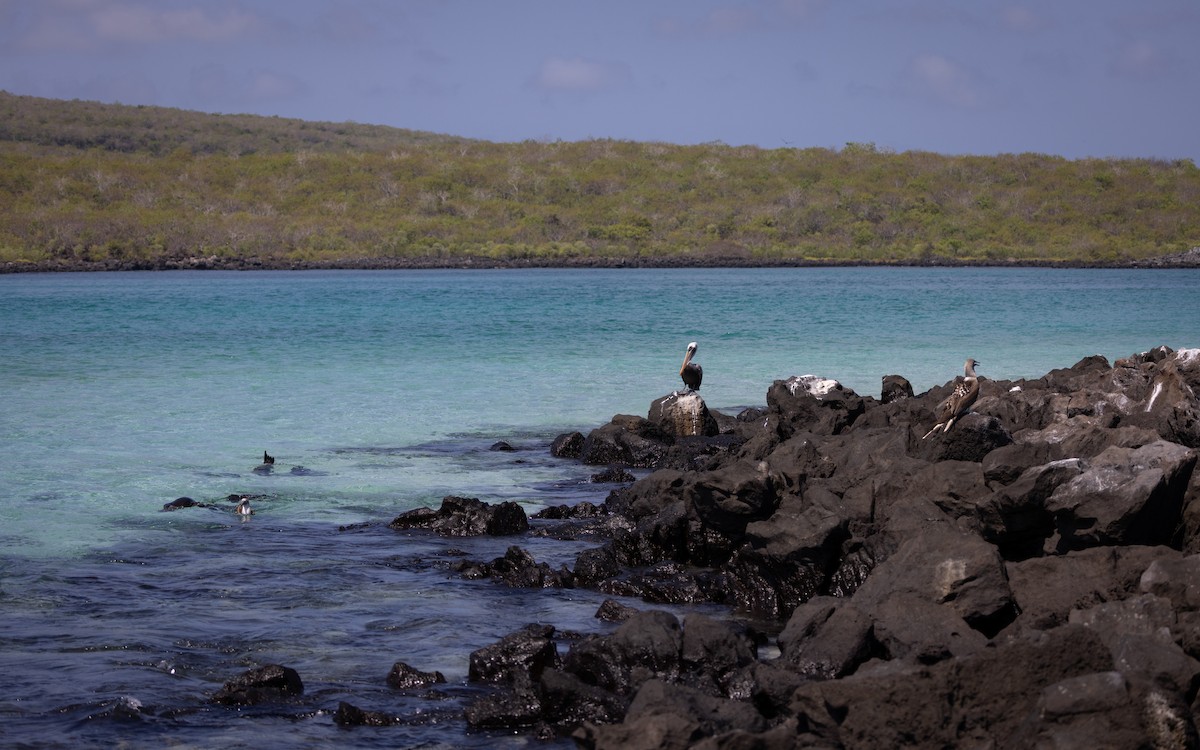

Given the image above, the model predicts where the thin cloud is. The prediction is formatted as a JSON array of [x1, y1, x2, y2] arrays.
[[903, 53, 985, 109], [16, 1, 262, 50], [1110, 40, 1171, 78], [534, 56, 631, 93], [999, 6, 1046, 33], [91, 4, 260, 43], [246, 69, 305, 100]]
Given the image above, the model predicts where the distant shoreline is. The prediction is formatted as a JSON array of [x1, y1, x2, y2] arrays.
[[4, 248, 1200, 274]]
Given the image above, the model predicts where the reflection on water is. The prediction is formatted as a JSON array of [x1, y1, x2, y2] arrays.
[[0, 503, 663, 748]]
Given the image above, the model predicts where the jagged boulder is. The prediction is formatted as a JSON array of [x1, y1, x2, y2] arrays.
[[579, 415, 673, 468], [1044, 441, 1197, 553], [454, 545, 575, 588], [722, 486, 854, 618], [468, 623, 561, 685], [585, 679, 767, 750], [649, 391, 719, 437], [852, 526, 1017, 640], [1004, 545, 1182, 633], [912, 412, 1014, 462], [388, 495, 529, 536], [767, 375, 868, 437], [386, 661, 446, 689], [777, 596, 876, 679], [880, 374, 913, 404], [787, 625, 1115, 750], [211, 664, 303, 706], [551, 431, 585, 458], [1121, 349, 1200, 448], [977, 458, 1085, 559], [563, 610, 683, 696], [333, 701, 397, 727]]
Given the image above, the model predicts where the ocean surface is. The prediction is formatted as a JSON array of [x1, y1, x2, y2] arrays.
[[1, 267, 1197, 748]]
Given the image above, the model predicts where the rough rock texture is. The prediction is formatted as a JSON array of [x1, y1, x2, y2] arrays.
[[454, 545, 576, 588], [388, 495, 529, 536], [386, 661, 446, 690], [387, 347, 1200, 748], [649, 391, 720, 438], [211, 664, 304, 706]]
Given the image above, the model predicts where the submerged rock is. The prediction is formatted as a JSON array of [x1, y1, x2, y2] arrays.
[[212, 664, 303, 706], [333, 701, 397, 727], [386, 661, 446, 690]]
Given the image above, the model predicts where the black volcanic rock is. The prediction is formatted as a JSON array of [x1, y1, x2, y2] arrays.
[[211, 664, 303, 706], [388, 495, 529, 536], [469, 346, 1200, 746]]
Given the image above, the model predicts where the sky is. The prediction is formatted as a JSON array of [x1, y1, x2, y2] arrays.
[[1, 0, 1198, 162]]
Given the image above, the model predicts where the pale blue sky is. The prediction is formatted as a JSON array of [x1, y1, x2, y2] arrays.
[[2, 0, 1197, 161]]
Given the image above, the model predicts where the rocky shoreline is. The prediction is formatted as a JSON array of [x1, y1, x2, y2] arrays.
[[208, 346, 1200, 748], [4, 246, 1200, 274]]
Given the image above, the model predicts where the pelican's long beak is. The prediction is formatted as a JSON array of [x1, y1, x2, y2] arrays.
[[680, 343, 696, 374]]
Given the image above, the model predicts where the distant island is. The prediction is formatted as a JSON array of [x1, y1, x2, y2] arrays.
[[2, 91, 1198, 273]]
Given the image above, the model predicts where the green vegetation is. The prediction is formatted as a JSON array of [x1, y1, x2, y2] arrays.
[[2, 91, 1198, 268]]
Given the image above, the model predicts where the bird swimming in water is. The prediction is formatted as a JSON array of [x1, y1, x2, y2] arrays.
[[923, 358, 981, 439], [262, 451, 275, 465], [234, 497, 253, 517], [679, 341, 702, 391]]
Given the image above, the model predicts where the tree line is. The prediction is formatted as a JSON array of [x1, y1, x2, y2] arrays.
[[2, 91, 1197, 268]]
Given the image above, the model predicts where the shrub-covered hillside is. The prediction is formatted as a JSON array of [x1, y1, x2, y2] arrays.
[[1, 91, 1197, 269]]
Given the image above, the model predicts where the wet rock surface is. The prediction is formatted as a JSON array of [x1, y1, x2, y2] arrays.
[[211, 664, 304, 706], [388, 495, 529, 536], [347, 347, 1200, 747]]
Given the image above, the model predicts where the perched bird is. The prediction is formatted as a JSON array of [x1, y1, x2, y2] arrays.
[[234, 497, 253, 517], [923, 358, 982, 439], [679, 342, 703, 391], [262, 451, 275, 465]]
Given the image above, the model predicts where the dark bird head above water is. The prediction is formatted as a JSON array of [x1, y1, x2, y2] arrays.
[[679, 341, 703, 391], [263, 451, 275, 465]]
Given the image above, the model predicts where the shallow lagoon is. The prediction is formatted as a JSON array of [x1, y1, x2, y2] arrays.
[[1, 267, 1197, 747]]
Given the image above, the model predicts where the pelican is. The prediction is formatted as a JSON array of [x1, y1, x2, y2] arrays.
[[679, 342, 702, 391], [262, 451, 275, 465], [922, 358, 981, 439], [235, 497, 254, 517]]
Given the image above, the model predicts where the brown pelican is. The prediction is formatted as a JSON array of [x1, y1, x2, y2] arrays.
[[679, 341, 702, 391], [923, 358, 981, 438]]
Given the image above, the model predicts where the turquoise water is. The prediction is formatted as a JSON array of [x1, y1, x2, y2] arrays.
[[1, 267, 1197, 747]]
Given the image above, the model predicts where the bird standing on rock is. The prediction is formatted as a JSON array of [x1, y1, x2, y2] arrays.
[[679, 342, 703, 391], [262, 451, 274, 465], [923, 358, 981, 438]]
